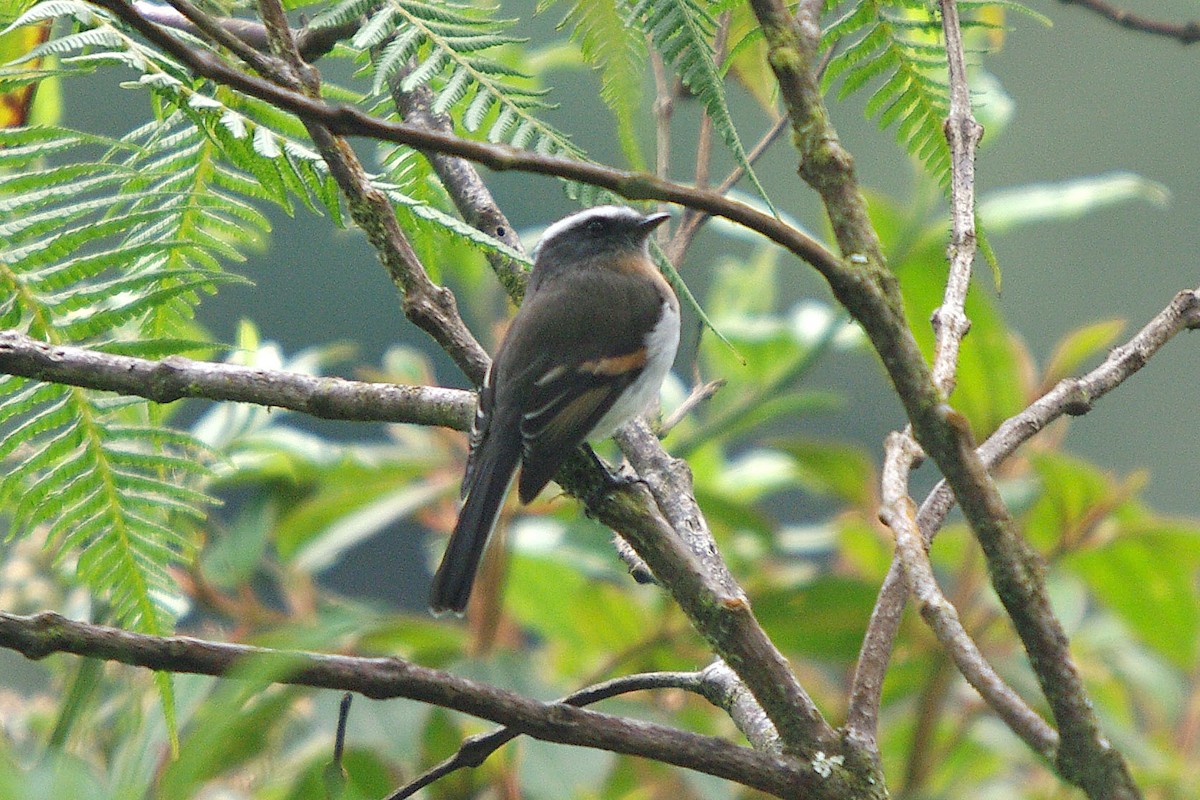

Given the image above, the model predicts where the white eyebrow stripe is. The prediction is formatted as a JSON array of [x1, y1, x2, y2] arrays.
[[534, 205, 643, 257]]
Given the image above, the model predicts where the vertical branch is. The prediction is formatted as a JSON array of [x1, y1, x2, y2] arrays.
[[848, 0, 983, 743], [749, 0, 1143, 794], [929, 0, 984, 393]]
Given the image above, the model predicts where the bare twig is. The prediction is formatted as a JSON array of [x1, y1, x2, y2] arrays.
[[384, 671, 712, 800], [847, 0, 982, 745], [658, 379, 726, 436], [161, 0, 279, 76], [0, 330, 474, 429], [1056, 0, 1200, 44], [929, 0, 983, 396], [0, 611, 821, 798], [919, 285, 1200, 541], [879, 434, 1058, 760], [388, 77, 527, 298]]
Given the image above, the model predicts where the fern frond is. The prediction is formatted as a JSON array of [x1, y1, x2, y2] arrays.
[[317, 0, 586, 164], [546, 0, 647, 168], [821, 0, 1017, 184], [629, 0, 774, 212]]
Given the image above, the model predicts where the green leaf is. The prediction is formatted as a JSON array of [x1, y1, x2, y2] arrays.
[[550, 0, 647, 168], [1042, 318, 1126, 387], [1023, 452, 1118, 552], [774, 437, 876, 507], [978, 172, 1171, 233], [1067, 520, 1200, 670]]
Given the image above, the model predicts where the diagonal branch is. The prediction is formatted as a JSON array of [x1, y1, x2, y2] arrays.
[[85, 0, 843, 282], [1056, 0, 1200, 44]]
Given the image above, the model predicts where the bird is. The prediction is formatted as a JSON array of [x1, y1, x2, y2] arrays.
[[430, 205, 680, 615]]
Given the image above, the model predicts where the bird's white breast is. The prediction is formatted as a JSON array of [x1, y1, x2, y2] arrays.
[[587, 297, 680, 441]]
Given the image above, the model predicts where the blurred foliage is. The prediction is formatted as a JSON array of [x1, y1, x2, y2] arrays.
[[0, 0, 1196, 798]]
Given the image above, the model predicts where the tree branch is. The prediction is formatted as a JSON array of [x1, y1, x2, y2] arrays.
[[1056, 0, 1200, 44], [85, 0, 843, 283], [612, 421, 837, 757], [749, 0, 1140, 794], [879, 433, 1058, 760], [852, 284, 1199, 776], [0, 330, 474, 428], [0, 611, 824, 799], [847, 0, 982, 746]]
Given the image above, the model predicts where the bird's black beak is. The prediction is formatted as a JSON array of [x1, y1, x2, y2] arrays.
[[640, 211, 671, 232]]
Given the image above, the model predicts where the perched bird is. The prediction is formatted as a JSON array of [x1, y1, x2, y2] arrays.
[[430, 205, 680, 615]]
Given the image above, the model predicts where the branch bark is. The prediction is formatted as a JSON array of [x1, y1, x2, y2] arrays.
[[0, 611, 823, 799], [748, 0, 1142, 795], [0, 331, 474, 429]]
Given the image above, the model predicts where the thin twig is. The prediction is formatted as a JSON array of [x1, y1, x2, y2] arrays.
[[161, 0, 279, 76], [1056, 0, 1200, 43], [383, 671, 709, 800], [928, 0, 983, 396], [658, 379, 726, 436]]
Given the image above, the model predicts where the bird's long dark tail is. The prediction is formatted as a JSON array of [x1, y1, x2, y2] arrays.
[[429, 442, 519, 615]]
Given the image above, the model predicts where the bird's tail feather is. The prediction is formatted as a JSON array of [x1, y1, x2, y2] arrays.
[[429, 443, 518, 615]]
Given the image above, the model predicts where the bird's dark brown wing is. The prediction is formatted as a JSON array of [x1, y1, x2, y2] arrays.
[[516, 352, 646, 502], [485, 269, 663, 504]]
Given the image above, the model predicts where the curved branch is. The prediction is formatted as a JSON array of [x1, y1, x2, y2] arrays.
[[1056, 0, 1200, 44], [0, 611, 831, 799], [880, 433, 1058, 759], [86, 0, 843, 283], [385, 671, 710, 800], [0, 330, 474, 429]]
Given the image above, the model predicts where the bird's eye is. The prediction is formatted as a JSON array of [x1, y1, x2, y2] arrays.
[[586, 219, 606, 234]]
